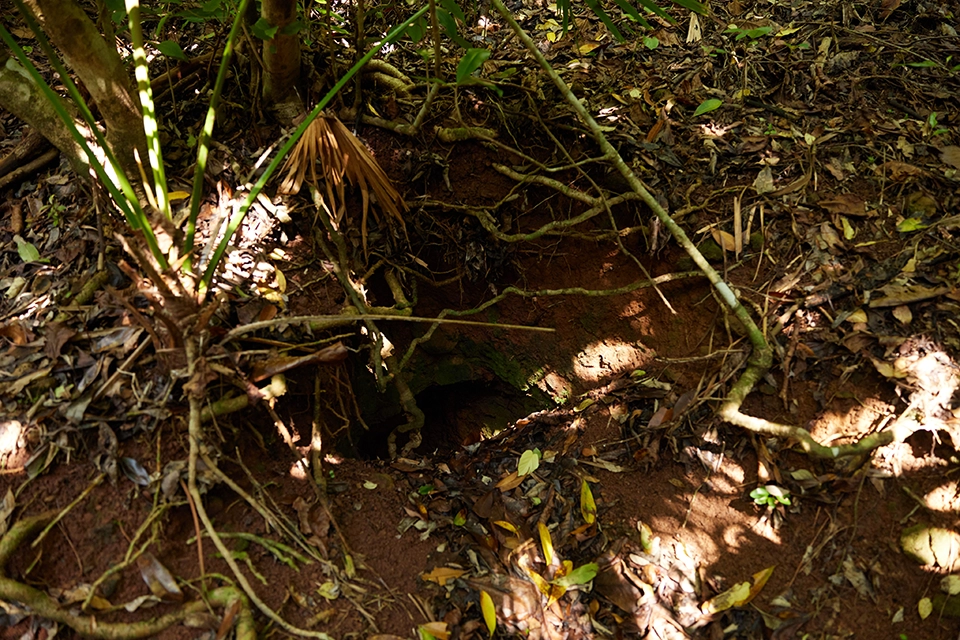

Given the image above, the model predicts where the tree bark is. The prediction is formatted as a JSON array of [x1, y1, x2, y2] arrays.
[[261, 0, 302, 110], [22, 0, 147, 182], [0, 51, 89, 175]]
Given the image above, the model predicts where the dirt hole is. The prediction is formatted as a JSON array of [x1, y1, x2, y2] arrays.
[[355, 379, 546, 459]]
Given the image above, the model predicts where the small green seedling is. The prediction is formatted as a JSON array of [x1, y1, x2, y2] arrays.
[[750, 485, 792, 508]]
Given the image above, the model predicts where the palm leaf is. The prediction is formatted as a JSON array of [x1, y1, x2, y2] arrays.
[[280, 115, 406, 252]]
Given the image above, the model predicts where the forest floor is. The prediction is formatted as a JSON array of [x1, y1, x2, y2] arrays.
[[1, 0, 960, 639]]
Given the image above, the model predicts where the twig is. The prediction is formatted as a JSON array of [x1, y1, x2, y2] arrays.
[[184, 333, 334, 639], [32, 473, 104, 548], [0, 512, 255, 638], [220, 311, 553, 345], [491, 0, 914, 459]]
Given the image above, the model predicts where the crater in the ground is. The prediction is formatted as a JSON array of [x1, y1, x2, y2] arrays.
[[355, 379, 546, 459]]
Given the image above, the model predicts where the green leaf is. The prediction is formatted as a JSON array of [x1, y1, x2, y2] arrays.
[[643, 36, 659, 49], [405, 17, 427, 43], [557, 0, 572, 33], [251, 17, 279, 40], [456, 48, 491, 84], [553, 563, 599, 587], [14, 236, 41, 263], [897, 217, 928, 232], [439, 0, 466, 23], [518, 449, 541, 476], [737, 26, 772, 40], [906, 60, 937, 68], [437, 9, 471, 49], [155, 39, 187, 61], [693, 98, 722, 117], [280, 19, 306, 36]]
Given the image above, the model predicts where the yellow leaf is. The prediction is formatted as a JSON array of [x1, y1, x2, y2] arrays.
[[747, 565, 775, 601], [480, 590, 497, 637], [493, 520, 519, 535], [918, 596, 933, 620], [574, 398, 595, 412], [421, 566, 466, 586], [637, 520, 654, 553], [701, 580, 751, 614], [846, 308, 868, 324], [711, 228, 737, 252], [892, 305, 912, 325], [527, 568, 552, 597], [578, 42, 600, 55], [701, 566, 775, 614], [580, 479, 596, 524], [547, 582, 566, 607], [539, 522, 555, 567], [167, 190, 191, 202]]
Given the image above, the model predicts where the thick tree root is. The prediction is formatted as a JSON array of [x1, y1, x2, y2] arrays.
[[492, 0, 914, 459], [0, 512, 254, 639]]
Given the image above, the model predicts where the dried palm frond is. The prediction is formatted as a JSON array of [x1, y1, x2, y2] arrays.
[[279, 114, 406, 252]]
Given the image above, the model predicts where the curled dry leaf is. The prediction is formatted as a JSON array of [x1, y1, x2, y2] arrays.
[[136, 552, 183, 602]]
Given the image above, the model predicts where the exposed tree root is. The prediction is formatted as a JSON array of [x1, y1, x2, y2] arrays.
[[492, 0, 915, 459], [0, 512, 254, 639], [184, 334, 334, 640]]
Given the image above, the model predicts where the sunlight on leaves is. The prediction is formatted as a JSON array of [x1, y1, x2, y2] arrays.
[[553, 562, 598, 587], [421, 566, 466, 586], [518, 449, 541, 476]]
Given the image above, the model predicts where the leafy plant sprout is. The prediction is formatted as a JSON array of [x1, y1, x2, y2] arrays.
[[750, 485, 792, 509]]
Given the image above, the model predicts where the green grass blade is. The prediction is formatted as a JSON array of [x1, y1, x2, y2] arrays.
[[629, 0, 669, 24], [126, 0, 171, 220], [583, 0, 625, 42], [0, 21, 167, 267], [183, 0, 252, 270], [9, 0, 166, 266], [612, 0, 651, 28], [670, 0, 708, 14]]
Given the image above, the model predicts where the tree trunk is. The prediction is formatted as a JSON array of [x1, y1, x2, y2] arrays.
[[0, 50, 89, 175], [261, 0, 302, 113], [22, 0, 147, 183]]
